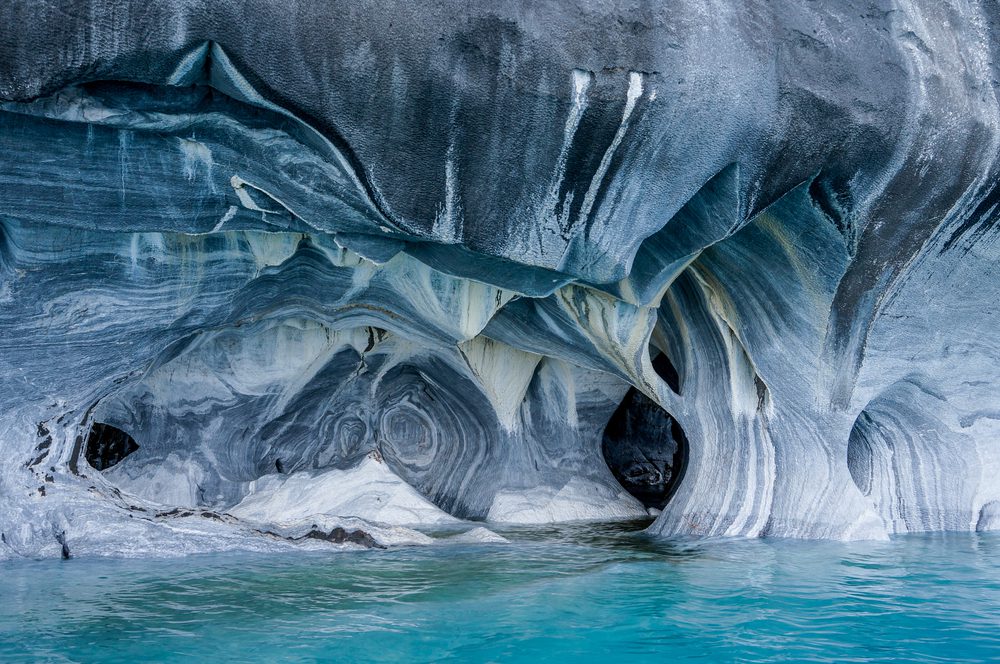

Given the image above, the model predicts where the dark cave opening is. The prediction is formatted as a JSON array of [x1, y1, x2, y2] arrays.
[[650, 347, 681, 394], [85, 422, 139, 471], [601, 388, 688, 510]]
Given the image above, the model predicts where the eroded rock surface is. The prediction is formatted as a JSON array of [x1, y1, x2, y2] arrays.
[[1, 0, 1000, 556]]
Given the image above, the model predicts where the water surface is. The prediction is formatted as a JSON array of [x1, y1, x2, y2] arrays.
[[1, 522, 998, 662]]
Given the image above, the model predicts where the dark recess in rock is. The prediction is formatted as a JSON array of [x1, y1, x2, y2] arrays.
[[303, 527, 385, 549], [84, 423, 139, 471], [601, 388, 688, 510], [650, 349, 681, 394], [55, 531, 70, 560]]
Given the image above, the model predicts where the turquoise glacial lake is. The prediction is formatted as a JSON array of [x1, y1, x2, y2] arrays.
[[1, 521, 998, 662]]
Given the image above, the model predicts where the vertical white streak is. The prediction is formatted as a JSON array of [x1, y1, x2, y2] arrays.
[[118, 129, 132, 205], [432, 139, 462, 243], [576, 72, 643, 226], [537, 70, 593, 233]]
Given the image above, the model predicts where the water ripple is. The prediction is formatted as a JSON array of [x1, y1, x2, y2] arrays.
[[1, 527, 999, 662]]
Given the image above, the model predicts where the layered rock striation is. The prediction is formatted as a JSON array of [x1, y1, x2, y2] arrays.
[[1, 0, 1000, 556]]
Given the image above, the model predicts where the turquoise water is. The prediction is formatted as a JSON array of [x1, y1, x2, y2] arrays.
[[2, 522, 999, 662]]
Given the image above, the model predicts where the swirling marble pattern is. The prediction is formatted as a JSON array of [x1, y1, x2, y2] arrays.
[[1, 0, 1000, 557]]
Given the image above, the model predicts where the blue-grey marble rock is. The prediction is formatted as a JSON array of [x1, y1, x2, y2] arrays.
[[1, 0, 1000, 556]]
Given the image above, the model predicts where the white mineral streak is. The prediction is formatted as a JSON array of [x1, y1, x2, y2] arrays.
[[529, 68, 592, 257], [178, 137, 214, 183], [575, 72, 643, 230], [431, 138, 463, 243]]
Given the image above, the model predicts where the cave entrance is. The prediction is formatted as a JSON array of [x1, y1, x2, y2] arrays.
[[601, 388, 688, 510], [650, 348, 680, 394], [85, 422, 139, 471]]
